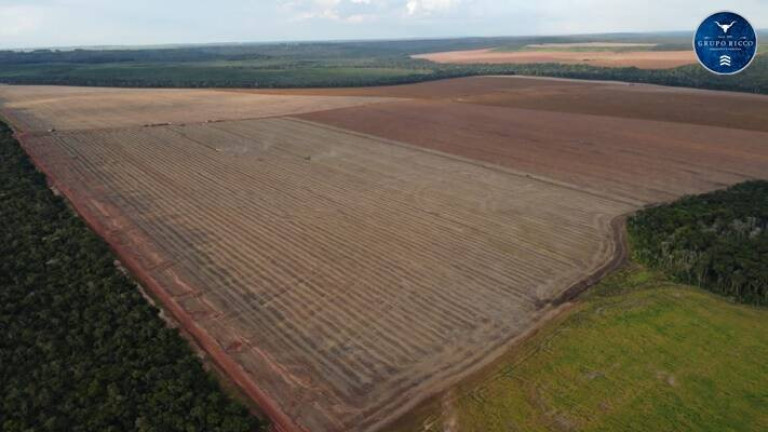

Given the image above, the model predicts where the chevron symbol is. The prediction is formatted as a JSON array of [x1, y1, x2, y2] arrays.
[[720, 55, 732, 66]]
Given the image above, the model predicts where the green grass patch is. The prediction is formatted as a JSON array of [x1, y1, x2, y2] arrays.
[[392, 263, 767, 431]]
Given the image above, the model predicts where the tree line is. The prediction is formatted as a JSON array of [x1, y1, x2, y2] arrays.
[[0, 39, 766, 94], [628, 181, 768, 305]]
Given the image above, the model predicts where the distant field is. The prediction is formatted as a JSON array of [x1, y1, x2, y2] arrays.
[[391, 263, 768, 432], [412, 48, 697, 69], [495, 42, 667, 53], [525, 42, 658, 49]]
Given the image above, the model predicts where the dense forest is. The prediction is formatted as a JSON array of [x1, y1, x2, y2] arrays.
[[0, 34, 766, 93], [628, 181, 768, 306], [0, 122, 261, 431]]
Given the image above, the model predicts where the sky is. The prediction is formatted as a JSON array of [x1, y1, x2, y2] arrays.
[[0, 0, 767, 49]]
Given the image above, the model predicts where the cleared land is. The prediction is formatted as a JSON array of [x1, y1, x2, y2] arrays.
[[412, 48, 697, 69], [300, 99, 768, 204], [246, 76, 768, 133], [524, 42, 658, 49], [0, 85, 395, 132], [2, 78, 766, 431]]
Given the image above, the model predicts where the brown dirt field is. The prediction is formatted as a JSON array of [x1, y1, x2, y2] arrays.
[[230, 76, 768, 133], [19, 117, 633, 432], [299, 100, 768, 204], [0, 85, 395, 132], [412, 48, 697, 69], [456, 76, 768, 134]]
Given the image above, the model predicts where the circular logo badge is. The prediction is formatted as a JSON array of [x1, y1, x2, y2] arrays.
[[694, 11, 758, 75]]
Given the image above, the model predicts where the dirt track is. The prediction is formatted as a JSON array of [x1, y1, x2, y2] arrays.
[[412, 48, 697, 69]]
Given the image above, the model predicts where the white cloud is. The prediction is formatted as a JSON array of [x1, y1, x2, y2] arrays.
[[282, 0, 464, 22], [0, 0, 766, 49], [405, 0, 461, 16]]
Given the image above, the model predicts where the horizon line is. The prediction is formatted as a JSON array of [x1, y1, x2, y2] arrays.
[[6, 29, 759, 52]]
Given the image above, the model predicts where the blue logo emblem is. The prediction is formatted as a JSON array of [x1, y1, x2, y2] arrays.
[[694, 11, 758, 75]]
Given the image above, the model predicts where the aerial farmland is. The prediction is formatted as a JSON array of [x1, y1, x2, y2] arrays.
[[1, 76, 767, 431], [411, 43, 698, 69]]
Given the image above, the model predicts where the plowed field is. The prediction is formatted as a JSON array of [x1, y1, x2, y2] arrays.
[[20, 118, 632, 431], [0, 85, 395, 132], [300, 100, 768, 203]]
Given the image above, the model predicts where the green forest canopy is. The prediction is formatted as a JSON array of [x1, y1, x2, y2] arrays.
[[628, 181, 768, 306]]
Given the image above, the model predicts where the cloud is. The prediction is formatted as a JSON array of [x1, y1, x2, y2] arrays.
[[0, 0, 766, 49], [405, 0, 461, 16], [282, 0, 464, 23], [282, 0, 371, 22]]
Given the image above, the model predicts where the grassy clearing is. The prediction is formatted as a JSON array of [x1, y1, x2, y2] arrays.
[[391, 263, 767, 431]]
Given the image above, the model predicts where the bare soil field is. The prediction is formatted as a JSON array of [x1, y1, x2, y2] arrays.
[[0, 85, 395, 132], [239, 76, 768, 133], [3, 77, 767, 432], [19, 117, 632, 431], [412, 48, 697, 69], [300, 99, 768, 203]]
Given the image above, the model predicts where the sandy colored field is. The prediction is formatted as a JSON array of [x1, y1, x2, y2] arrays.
[[412, 48, 696, 69], [525, 42, 657, 48], [20, 117, 632, 431], [0, 85, 395, 132]]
